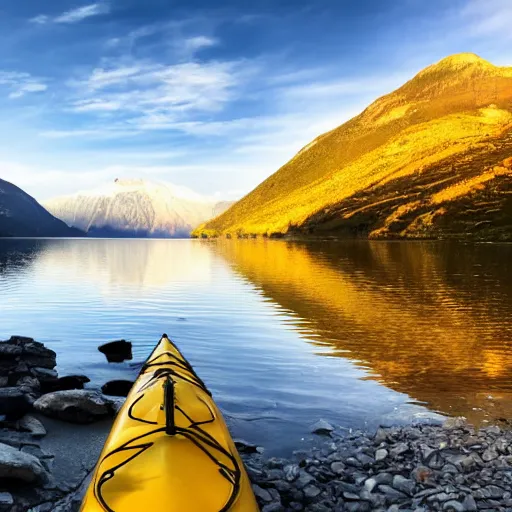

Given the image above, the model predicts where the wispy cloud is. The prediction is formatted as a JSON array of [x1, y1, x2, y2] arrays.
[[29, 3, 109, 25], [460, 0, 512, 37], [0, 71, 47, 99], [66, 59, 251, 130]]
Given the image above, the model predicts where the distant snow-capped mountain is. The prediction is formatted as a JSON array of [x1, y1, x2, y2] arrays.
[[44, 179, 233, 238], [0, 178, 83, 237]]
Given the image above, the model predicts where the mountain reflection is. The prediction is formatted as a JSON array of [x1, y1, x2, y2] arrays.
[[33, 239, 214, 291], [213, 240, 512, 426]]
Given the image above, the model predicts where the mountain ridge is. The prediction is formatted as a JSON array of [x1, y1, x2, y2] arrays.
[[0, 178, 83, 237], [45, 179, 232, 238], [194, 53, 512, 240]]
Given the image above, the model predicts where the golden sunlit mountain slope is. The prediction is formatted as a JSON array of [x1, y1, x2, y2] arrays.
[[194, 54, 512, 240]]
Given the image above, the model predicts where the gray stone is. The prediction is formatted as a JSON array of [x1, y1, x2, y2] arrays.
[[0, 386, 31, 419], [330, 461, 345, 475], [375, 448, 389, 461], [295, 470, 315, 489], [392, 475, 415, 496], [374, 427, 389, 444], [443, 501, 465, 512], [262, 503, 283, 512], [378, 485, 408, 502], [0, 441, 49, 483], [364, 477, 378, 493], [461, 494, 477, 511], [0, 343, 22, 357], [310, 419, 334, 436], [304, 484, 321, 499], [30, 367, 58, 382], [284, 463, 300, 482], [482, 446, 498, 461], [443, 417, 466, 430], [0, 377, 8, 388], [34, 390, 111, 423], [252, 484, 272, 502], [390, 442, 409, 458], [18, 414, 47, 437], [0, 492, 13, 511]]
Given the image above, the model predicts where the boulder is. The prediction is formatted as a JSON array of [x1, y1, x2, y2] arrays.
[[0, 387, 32, 420], [98, 340, 132, 363], [30, 367, 58, 382], [101, 380, 134, 397], [310, 419, 335, 436], [34, 390, 111, 424], [17, 415, 47, 437], [40, 375, 90, 393], [0, 442, 49, 484]]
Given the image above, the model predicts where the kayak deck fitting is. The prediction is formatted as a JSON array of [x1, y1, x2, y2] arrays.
[[81, 334, 259, 512]]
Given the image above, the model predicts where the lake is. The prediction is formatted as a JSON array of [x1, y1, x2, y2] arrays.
[[1, 238, 511, 455]]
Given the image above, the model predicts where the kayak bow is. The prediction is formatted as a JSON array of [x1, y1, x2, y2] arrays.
[[81, 334, 259, 512]]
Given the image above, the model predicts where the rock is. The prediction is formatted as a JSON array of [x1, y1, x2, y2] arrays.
[[443, 417, 466, 430], [364, 477, 378, 493], [330, 461, 345, 475], [390, 442, 409, 458], [234, 439, 260, 454], [462, 494, 477, 511], [0, 343, 22, 357], [443, 500, 465, 512], [310, 419, 334, 436], [375, 448, 389, 461], [284, 464, 300, 482], [0, 492, 13, 511], [0, 442, 49, 483], [41, 375, 90, 393], [482, 446, 498, 461], [392, 475, 415, 496], [378, 485, 408, 502], [16, 376, 40, 390], [295, 470, 315, 489], [34, 390, 111, 423], [18, 414, 47, 437], [252, 484, 272, 503], [0, 377, 8, 388], [374, 427, 389, 444], [98, 339, 132, 363], [30, 367, 58, 382], [21, 342, 57, 369], [262, 503, 283, 512], [0, 387, 32, 420], [303, 484, 321, 499], [101, 380, 134, 397]]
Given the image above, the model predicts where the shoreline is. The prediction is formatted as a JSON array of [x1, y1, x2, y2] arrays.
[[1, 336, 511, 512]]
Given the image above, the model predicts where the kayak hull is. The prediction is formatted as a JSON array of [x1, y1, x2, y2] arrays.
[[81, 335, 259, 512]]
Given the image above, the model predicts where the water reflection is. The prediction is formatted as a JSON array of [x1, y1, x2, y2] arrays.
[[213, 240, 512, 426]]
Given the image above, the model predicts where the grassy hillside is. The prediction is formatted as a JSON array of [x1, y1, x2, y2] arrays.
[[194, 54, 512, 240]]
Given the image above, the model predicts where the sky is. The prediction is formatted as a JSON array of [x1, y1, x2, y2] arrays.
[[0, 0, 510, 201]]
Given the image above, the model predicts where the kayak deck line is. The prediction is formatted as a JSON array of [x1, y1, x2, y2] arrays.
[[80, 334, 259, 512]]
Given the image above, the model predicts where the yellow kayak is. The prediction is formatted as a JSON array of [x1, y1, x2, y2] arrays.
[[81, 334, 259, 512]]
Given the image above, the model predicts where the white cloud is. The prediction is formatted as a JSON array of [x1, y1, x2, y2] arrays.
[[180, 36, 218, 54], [29, 15, 50, 25], [66, 60, 246, 125], [29, 3, 109, 26], [0, 71, 47, 99], [460, 0, 512, 37]]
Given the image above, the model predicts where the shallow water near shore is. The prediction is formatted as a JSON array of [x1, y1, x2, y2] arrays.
[[1, 238, 511, 455]]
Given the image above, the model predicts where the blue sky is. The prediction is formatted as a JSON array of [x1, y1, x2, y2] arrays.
[[0, 0, 510, 201]]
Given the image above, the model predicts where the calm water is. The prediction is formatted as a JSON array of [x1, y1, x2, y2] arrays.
[[1, 238, 512, 455]]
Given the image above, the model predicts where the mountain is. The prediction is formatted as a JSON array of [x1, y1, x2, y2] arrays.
[[0, 178, 83, 237], [44, 179, 232, 238], [194, 53, 512, 240]]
